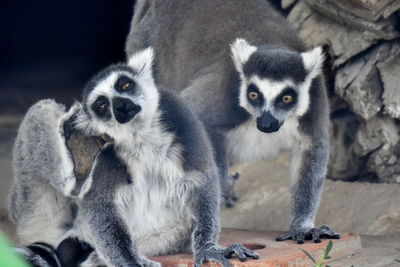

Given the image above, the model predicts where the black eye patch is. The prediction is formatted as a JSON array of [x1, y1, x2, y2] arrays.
[[247, 83, 264, 106], [91, 96, 111, 119], [115, 76, 136, 93], [275, 87, 298, 110]]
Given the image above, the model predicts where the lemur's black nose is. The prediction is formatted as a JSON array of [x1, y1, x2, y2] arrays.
[[256, 111, 283, 133], [112, 97, 141, 124]]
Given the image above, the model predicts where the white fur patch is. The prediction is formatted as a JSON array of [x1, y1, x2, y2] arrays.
[[128, 47, 155, 77], [301, 47, 324, 81], [225, 118, 310, 165], [17, 189, 71, 246], [230, 38, 257, 76]]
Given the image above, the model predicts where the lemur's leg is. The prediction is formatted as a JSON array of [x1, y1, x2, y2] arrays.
[[76, 145, 161, 267], [79, 202, 159, 267], [190, 172, 258, 267], [207, 129, 239, 207], [276, 143, 340, 244]]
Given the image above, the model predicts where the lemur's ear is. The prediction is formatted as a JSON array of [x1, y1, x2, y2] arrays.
[[301, 46, 324, 80], [127, 47, 154, 75], [230, 38, 257, 73]]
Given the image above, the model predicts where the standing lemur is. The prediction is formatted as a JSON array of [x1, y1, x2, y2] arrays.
[[125, 0, 340, 243], [9, 48, 258, 267]]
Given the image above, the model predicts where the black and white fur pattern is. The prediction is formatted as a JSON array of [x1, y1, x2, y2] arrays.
[[66, 48, 258, 266], [125, 0, 340, 243]]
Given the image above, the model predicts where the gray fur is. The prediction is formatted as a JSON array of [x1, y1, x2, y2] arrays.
[[69, 51, 258, 266], [8, 99, 80, 246], [125, 0, 339, 242]]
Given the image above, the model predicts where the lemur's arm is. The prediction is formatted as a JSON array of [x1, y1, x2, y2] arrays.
[[277, 78, 340, 244], [190, 172, 258, 267]]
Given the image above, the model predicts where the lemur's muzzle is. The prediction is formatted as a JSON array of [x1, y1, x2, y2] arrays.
[[112, 97, 141, 124], [256, 111, 283, 133]]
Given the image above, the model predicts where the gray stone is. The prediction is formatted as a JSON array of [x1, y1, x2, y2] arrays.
[[354, 115, 399, 156], [281, 0, 297, 10], [288, 1, 377, 67], [334, 42, 400, 120], [307, 0, 400, 22], [307, 0, 399, 23], [377, 52, 400, 119]]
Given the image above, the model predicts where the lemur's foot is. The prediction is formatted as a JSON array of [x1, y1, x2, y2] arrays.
[[137, 257, 162, 267], [276, 225, 340, 244], [222, 244, 259, 262], [194, 246, 230, 267], [222, 173, 240, 207], [194, 244, 258, 267]]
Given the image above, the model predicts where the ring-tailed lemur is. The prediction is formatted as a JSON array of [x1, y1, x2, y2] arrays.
[[68, 47, 258, 266], [9, 48, 258, 266], [125, 0, 340, 243]]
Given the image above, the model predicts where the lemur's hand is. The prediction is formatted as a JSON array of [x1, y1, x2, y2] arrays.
[[222, 173, 240, 207], [276, 225, 340, 244], [194, 244, 258, 267], [137, 257, 161, 267]]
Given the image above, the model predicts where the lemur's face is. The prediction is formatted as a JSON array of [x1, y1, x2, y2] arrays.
[[231, 39, 324, 133], [80, 48, 158, 138]]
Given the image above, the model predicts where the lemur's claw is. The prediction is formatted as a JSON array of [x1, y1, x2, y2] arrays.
[[194, 247, 230, 267], [276, 225, 340, 244], [223, 244, 259, 261]]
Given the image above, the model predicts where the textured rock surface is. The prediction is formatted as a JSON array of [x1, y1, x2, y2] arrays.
[[288, 0, 400, 184], [288, 1, 377, 67], [378, 52, 400, 119]]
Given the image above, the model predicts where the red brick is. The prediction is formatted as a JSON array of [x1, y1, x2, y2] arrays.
[[151, 228, 361, 267]]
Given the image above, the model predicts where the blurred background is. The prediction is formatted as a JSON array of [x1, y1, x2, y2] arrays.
[[0, 0, 399, 265]]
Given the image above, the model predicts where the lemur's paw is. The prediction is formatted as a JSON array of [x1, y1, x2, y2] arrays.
[[137, 257, 161, 267], [194, 246, 230, 267], [222, 173, 240, 208], [276, 225, 340, 244], [222, 244, 259, 262]]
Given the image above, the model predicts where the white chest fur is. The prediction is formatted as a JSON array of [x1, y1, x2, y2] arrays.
[[113, 131, 192, 256], [225, 118, 304, 165]]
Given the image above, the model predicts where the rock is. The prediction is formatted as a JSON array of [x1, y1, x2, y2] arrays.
[[335, 54, 382, 120], [334, 42, 400, 120], [221, 157, 400, 235], [304, 0, 400, 39], [307, 0, 400, 22], [288, 1, 376, 67], [354, 115, 399, 156], [367, 143, 400, 183], [281, 0, 297, 10], [377, 51, 400, 119]]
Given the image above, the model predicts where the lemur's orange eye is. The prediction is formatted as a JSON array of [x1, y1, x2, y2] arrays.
[[121, 82, 130, 90], [248, 92, 259, 100], [97, 103, 106, 112], [282, 95, 293, 104]]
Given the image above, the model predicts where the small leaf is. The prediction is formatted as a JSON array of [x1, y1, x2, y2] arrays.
[[323, 241, 333, 259], [326, 265, 331, 267], [300, 248, 316, 264]]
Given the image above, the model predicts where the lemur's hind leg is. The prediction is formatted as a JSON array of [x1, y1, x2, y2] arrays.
[[207, 129, 240, 207]]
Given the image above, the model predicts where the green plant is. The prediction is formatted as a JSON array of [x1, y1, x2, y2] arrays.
[[300, 240, 333, 267]]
